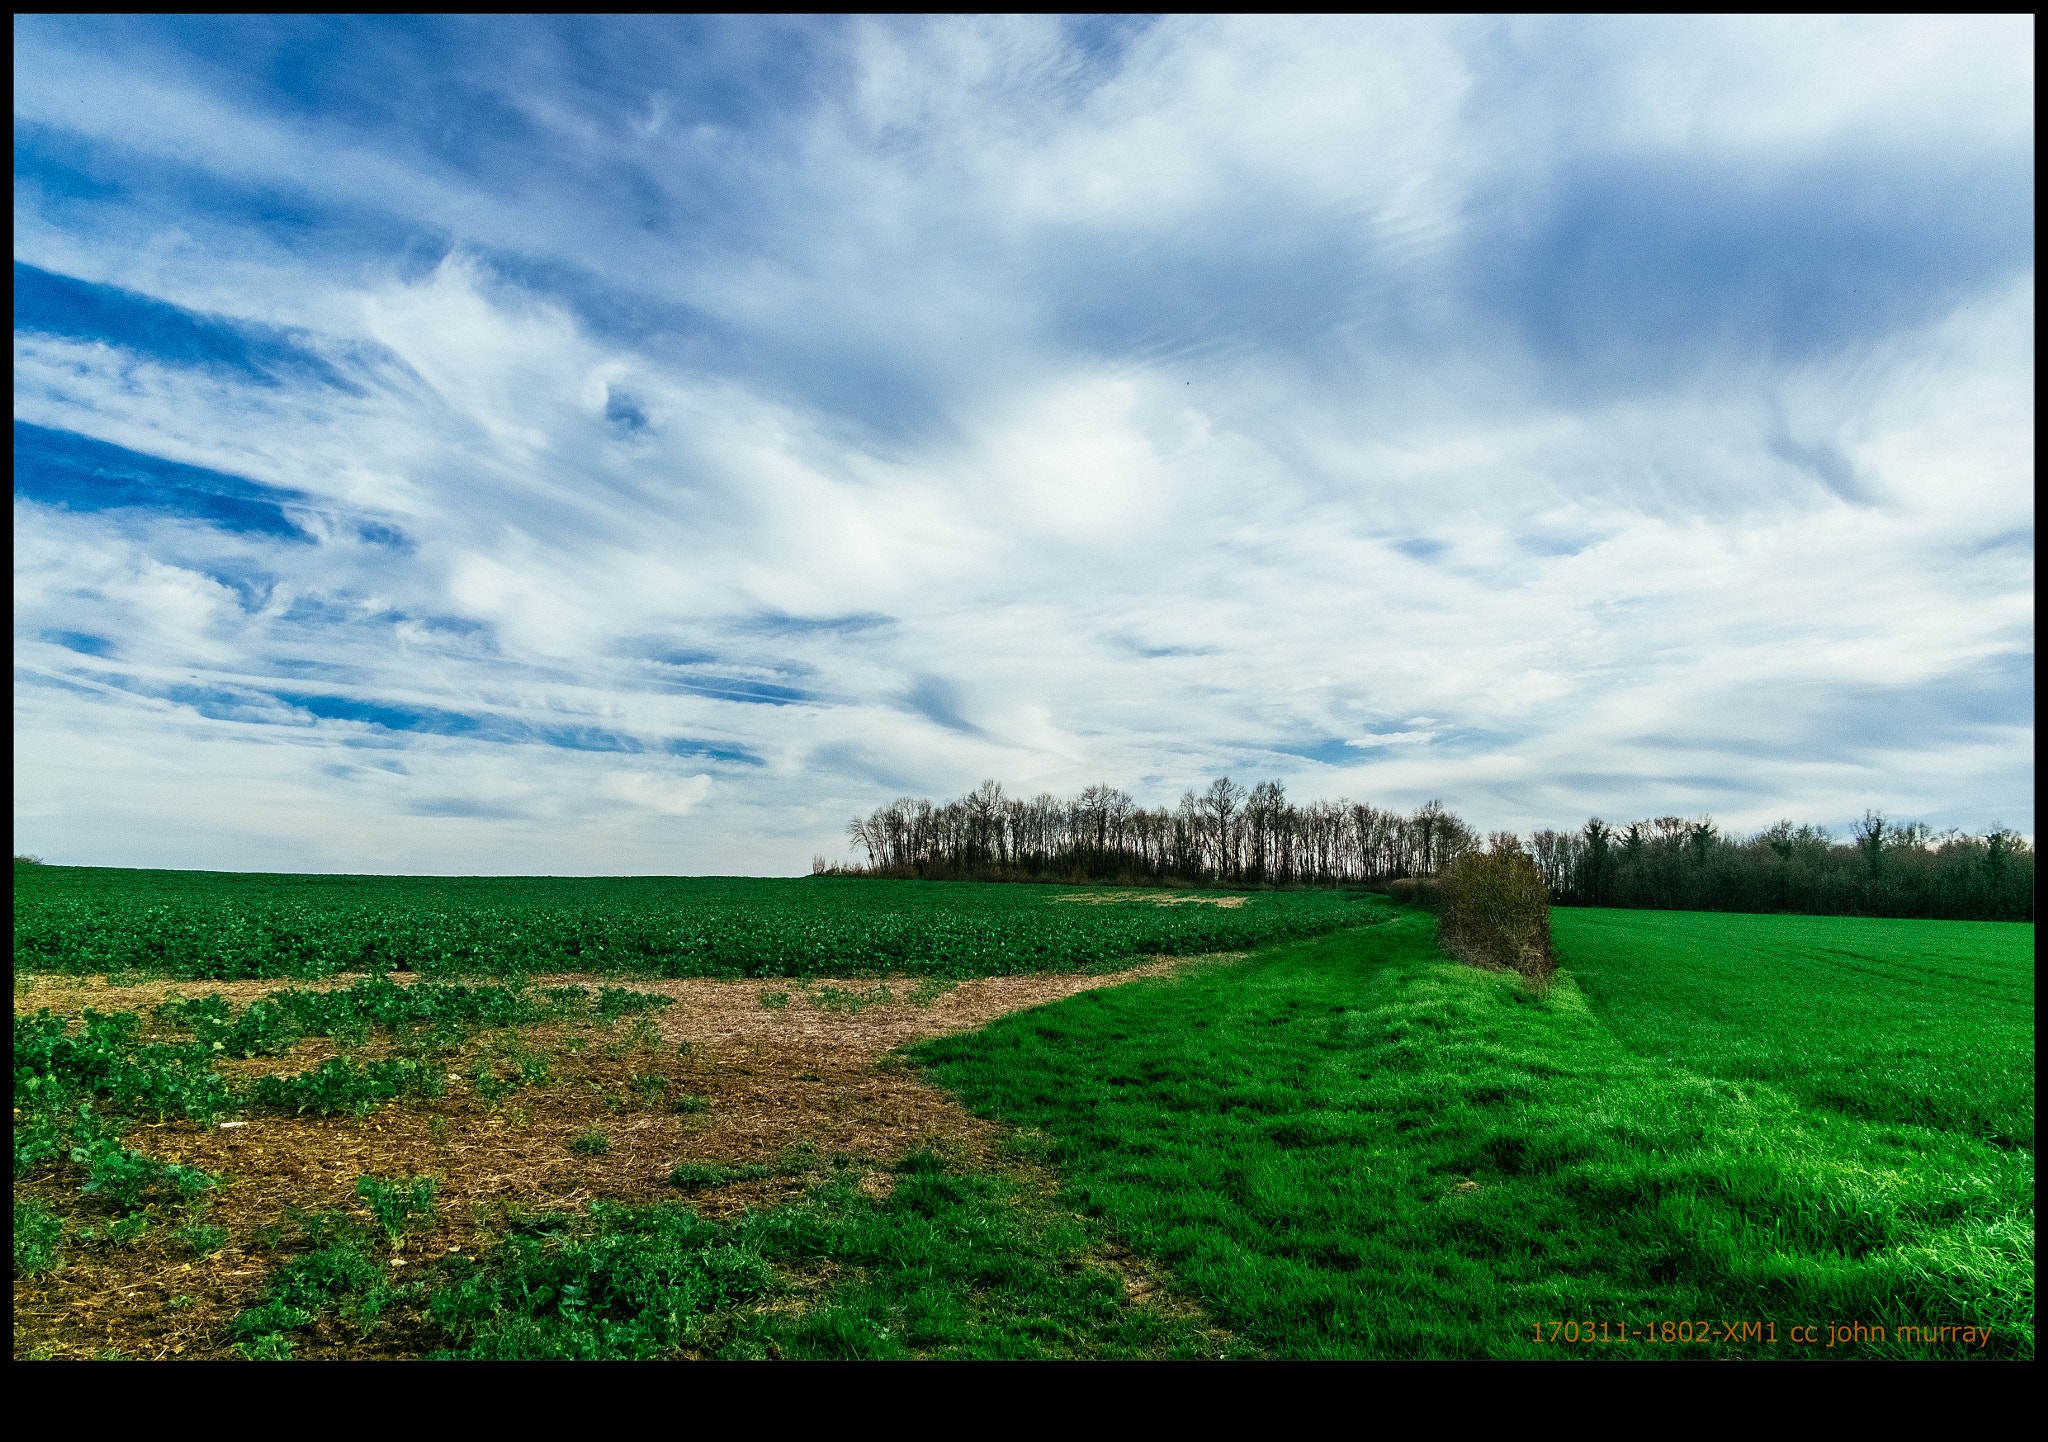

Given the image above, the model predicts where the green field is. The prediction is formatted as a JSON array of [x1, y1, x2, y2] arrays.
[[1553, 909, 2034, 1147], [12, 868, 1380, 979], [917, 908, 2034, 1358], [14, 876, 2034, 1359]]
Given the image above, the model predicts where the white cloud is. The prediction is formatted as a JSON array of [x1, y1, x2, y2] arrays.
[[12, 16, 2034, 867]]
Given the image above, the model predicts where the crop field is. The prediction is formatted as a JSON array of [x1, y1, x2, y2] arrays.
[[13, 872, 2033, 1360], [14, 868, 1379, 980], [1551, 909, 2034, 1147], [16, 865, 1356, 1360]]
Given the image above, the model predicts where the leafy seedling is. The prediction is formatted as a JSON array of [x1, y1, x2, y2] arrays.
[[356, 1174, 438, 1249], [570, 1127, 611, 1157], [668, 1162, 772, 1188], [177, 1223, 228, 1257]]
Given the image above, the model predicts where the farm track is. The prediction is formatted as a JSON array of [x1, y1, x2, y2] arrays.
[[13, 955, 1244, 1360]]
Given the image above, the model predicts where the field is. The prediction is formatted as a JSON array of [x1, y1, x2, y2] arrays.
[[1550, 909, 2033, 1146], [920, 910, 2034, 1358], [13, 868, 1377, 979], [13, 870, 2034, 1360]]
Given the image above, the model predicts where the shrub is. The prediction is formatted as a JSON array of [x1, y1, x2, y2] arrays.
[[1386, 877, 1444, 910], [1438, 851, 1555, 984]]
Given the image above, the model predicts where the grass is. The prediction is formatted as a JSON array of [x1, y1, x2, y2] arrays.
[[1552, 909, 2034, 1147], [914, 911, 2034, 1358]]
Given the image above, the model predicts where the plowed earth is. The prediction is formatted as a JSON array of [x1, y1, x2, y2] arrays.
[[14, 956, 1243, 1360]]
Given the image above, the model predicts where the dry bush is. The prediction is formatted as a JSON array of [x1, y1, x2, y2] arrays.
[[1437, 851, 1555, 985], [1386, 877, 1443, 910]]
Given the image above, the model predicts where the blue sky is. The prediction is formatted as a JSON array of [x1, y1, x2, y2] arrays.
[[13, 15, 2034, 874]]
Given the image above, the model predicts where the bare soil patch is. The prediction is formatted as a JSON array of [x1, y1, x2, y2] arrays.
[[14, 955, 1245, 1360], [1049, 892, 1247, 907]]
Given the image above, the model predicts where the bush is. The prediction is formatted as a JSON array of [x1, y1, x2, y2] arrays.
[[1437, 851, 1554, 984], [1385, 877, 1444, 910]]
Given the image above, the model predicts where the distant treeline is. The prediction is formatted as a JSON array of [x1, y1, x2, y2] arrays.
[[830, 779, 2034, 922], [835, 779, 1477, 887], [1530, 814, 2034, 922]]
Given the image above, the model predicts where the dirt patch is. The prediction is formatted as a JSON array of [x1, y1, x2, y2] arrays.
[[12, 953, 1243, 1029], [1049, 892, 1248, 908], [13, 954, 1248, 1360]]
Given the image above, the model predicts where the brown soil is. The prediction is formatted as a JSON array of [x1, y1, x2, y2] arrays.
[[1049, 891, 1247, 907], [13, 955, 1245, 1361]]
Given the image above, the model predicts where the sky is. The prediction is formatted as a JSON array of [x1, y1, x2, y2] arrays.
[[13, 15, 2035, 875]]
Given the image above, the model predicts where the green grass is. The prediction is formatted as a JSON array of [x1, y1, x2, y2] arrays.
[[914, 913, 2034, 1359], [1553, 909, 2034, 1147]]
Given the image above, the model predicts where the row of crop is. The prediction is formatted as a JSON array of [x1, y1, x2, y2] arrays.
[[14, 981, 675, 1144], [14, 890, 1383, 980]]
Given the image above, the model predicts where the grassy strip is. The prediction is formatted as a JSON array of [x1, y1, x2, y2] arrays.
[[1553, 909, 2034, 1147], [914, 914, 2034, 1358]]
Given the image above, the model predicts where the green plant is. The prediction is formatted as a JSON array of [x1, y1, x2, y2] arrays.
[[105, 1213, 152, 1245], [908, 976, 957, 1006], [812, 983, 893, 1016], [255, 1057, 439, 1117], [14, 1199, 65, 1274], [230, 1234, 396, 1354], [176, 1222, 229, 1257], [69, 1119, 218, 1210], [668, 1162, 772, 1188], [672, 1093, 710, 1115], [422, 1201, 771, 1359], [759, 990, 791, 1010], [633, 1073, 669, 1107], [233, 1332, 296, 1361], [355, 1174, 439, 1247], [570, 1127, 611, 1157], [14, 1108, 64, 1177]]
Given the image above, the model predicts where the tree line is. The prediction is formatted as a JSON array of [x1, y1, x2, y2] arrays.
[[828, 779, 2034, 922], [836, 778, 1478, 887], [1529, 812, 2033, 922]]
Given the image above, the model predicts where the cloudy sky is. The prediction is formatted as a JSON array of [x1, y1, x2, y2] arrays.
[[13, 15, 2035, 874]]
